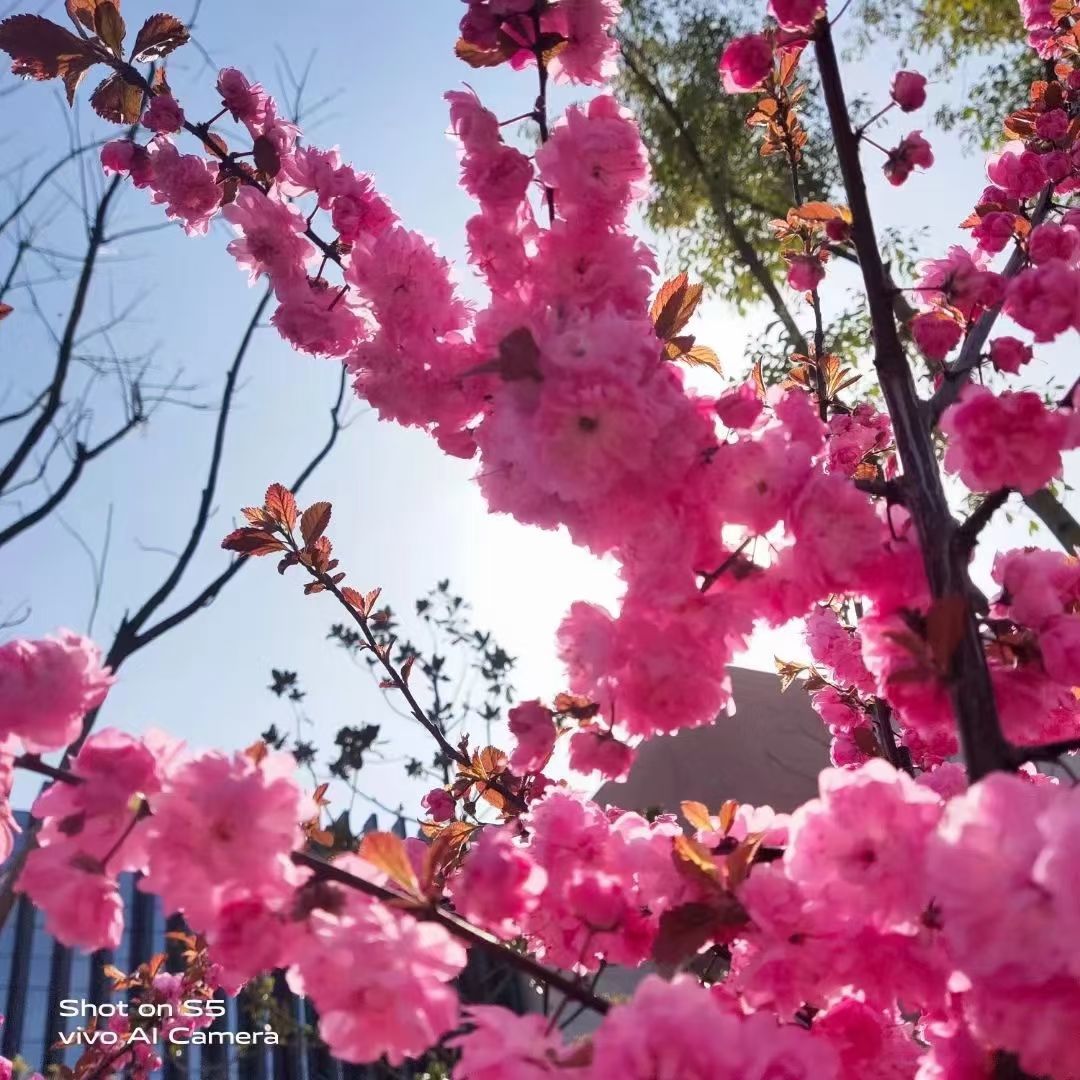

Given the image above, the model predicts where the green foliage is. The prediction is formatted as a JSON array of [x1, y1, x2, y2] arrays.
[[615, 0, 838, 311]]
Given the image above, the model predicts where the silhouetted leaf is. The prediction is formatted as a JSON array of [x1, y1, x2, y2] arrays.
[[90, 72, 142, 123], [131, 12, 188, 61], [93, 1, 124, 54], [0, 14, 96, 88]]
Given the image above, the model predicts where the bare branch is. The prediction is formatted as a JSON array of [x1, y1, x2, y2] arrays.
[[0, 173, 125, 496]]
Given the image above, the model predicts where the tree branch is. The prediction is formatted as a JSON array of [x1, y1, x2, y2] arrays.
[[813, 17, 1012, 780], [0, 410, 143, 550], [8, 755, 609, 1017], [1023, 488, 1080, 554], [954, 488, 1011, 559], [0, 173, 124, 496]]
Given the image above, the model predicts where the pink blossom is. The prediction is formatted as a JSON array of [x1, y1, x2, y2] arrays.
[[568, 726, 635, 779], [145, 140, 221, 235], [890, 70, 927, 112], [271, 279, 362, 358], [547, 0, 621, 85], [278, 145, 343, 208], [1027, 221, 1080, 264], [289, 866, 465, 1064], [987, 143, 1048, 200], [910, 311, 963, 360], [330, 169, 395, 244], [714, 382, 764, 429], [825, 403, 891, 477], [989, 335, 1033, 374], [1004, 259, 1080, 342], [805, 607, 876, 693], [915, 246, 1003, 320], [786, 760, 942, 929], [421, 787, 455, 822], [210, 894, 291, 992], [445, 89, 501, 149], [813, 999, 921, 1078], [590, 975, 839, 1078], [535, 95, 649, 221], [142, 93, 184, 134], [450, 1006, 569, 1079], [141, 748, 308, 929], [770, 0, 825, 29], [1036, 107, 1070, 141], [508, 700, 557, 773], [17, 846, 124, 950], [993, 547, 1080, 629], [971, 210, 1017, 254], [216, 68, 269, 130], [1038, 614, 1080, 685], [345, 226, 468, 339], [0, 630, 114, 753], [787, 253, 826, 292], [717, 34, 773, 93], [940, 384, 1069, 495], [884, 131, 934, 186], [454, 827, 546, 936], [222, 188, 314, 284]]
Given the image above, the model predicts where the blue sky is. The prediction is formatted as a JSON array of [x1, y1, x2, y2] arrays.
[[0, 1, 1075, 816]]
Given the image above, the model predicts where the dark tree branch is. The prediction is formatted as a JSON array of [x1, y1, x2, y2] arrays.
[[0, 173, 125, 496], [813, 17, 1013, 781], [954, 488, 1011, 558], [1023, 488, 1080, 554], [618, 36, 810, 356], [0, 386, 45, 428], [128, 361, 350, 658], [0, 237, 30, 305], [0, 411, 143, 550]]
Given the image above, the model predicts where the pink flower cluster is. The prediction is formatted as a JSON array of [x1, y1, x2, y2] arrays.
[[0, 629, 114, 754]]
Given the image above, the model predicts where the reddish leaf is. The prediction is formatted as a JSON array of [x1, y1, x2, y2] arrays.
[[300, 501, 332, 547], [722, 831, 766, 888], [791, 201, 844, 223], [466, 326, 543, 382], [0, 303, 11, 322], [926, 595, 969, 674], [363, 587, 382, 616], [0, 14, 97, 85], [65, 0, 100, 32], [253, 134, 281, 177], [359, 831, 420, 896], [680, 800, 713, 833], [454, 36, 511, 68], [93, 1, 124, 54], [652, 902, 722, 966], [401, 654, 415, 684], [717, 799, 739, 835], [90, 72, 142, 123], [683, 344, 722, 374], [61, 52, 98, 104], [651, 273, 705, 341], [221, 527, 285, 556], [241, 505, 275, 528], [340, 586, 364, 610], [672, 833, 722, 891], [244, 739, 269, 765], [131, 12, 188, 61], [264, 483, 298, 531]]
